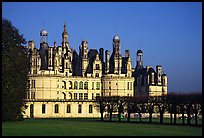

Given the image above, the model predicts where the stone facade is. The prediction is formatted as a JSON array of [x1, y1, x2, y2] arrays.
[[23, 23, 167, 118]]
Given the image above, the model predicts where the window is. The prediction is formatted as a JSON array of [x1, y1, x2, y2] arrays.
[[27, 91, 30, 99], [78, 104, 82, 113], [74, 81, 78, 89], [30, 104, 34, 114], [27, 80, 30, 88], [130, 82, 132, 90], [67, 104, 71, 113], [92, 82, 94, 90], [30, 104, 34, 118], [31, 80, 35, 88], [33, 69, 37, 74], [62, 81, 66, 89], [42, 104, 46, 114], [66, 62, 68, 69], [84, 93, 88, 100], [95, 73, 99, 77], [96, 64, 100, 70], [79, 81, 83, 89], [31, 91, 35, 99], [84, 81, 88, 89], [79, 93, 83, 100], [127, 82, 129, 90], [92, 93, 94, 100], [96, 82, 100, 90], [96, 93, 100, 98], [54, 104, 59, 113], [74, 93, 77, 99], [69, 81, 72, 89], [89, 105, 93, 113], [62, 92, 66, 99]]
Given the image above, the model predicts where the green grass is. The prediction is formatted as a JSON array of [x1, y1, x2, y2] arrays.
[[2, 118, 202, 136]]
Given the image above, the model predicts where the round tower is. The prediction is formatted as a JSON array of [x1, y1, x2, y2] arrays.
[[40, 29, 48, 43], [136, 49, 143, 69]]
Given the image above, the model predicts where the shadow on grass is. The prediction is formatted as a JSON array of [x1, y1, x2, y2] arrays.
[[26, 117, 202, 128]]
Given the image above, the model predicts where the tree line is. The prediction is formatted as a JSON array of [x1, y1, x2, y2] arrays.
[[95, 93, 202, 126]]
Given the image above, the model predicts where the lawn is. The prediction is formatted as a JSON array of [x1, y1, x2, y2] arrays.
[[2, 118, 202, 136]]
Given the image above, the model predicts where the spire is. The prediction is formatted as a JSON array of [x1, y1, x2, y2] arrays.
[[62, 22, 68, 44]]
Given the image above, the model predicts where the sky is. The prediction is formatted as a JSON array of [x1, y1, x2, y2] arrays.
[[2, 2, 202, 93]]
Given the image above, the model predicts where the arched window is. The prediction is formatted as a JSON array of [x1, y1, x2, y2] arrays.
[[62, 92, 66, 99], [74, 81, 78, 89], [62, 81, 66, 89], [84, 81, 88, 89], [79, 81, 83, 89], [69, 81, 72, 89]]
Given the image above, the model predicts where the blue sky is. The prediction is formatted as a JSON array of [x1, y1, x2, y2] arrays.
[[2, 2, 202, 93]]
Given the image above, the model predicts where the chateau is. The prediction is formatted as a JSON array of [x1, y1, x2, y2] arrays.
[[23, 23, 167, 118]]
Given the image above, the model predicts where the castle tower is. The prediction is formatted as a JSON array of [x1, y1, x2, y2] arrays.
[[40, 29, 48, 43], [113, 35, 120, 58], [156, 65, 162, 85], [62, 23, 68, 44], [39, 29, 49, 70], [81, 40, 89, 76], [113, 35, 122, 74], [136, 49, 143, 69]]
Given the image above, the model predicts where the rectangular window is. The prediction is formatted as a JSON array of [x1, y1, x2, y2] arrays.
[[96, 82, 100, 90], [89, 105, 93, 113], [79, 93, 83, 100], [78, 104, 82, 113], [127, 82, 129, 90], [84, 93, 88, 100], [95, 73, 99, 77], [74, 93, 77, 99], [42, 104, 46, 114], [54, 104, 59, 113], [31, 80, 35, 88], [96, 93, 100, 98], [33, 69, 37, 74], [92, 82, 94, 90], [92, 93, 94, 99], [67, 104, 71, 113], [27, 91, 30, 99], [130, 82, 132, 90], [96, 64, 100, 70], [31, 91, 35, 99]]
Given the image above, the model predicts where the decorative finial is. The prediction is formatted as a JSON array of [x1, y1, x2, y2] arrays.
[[115, 27, 118, 35]]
